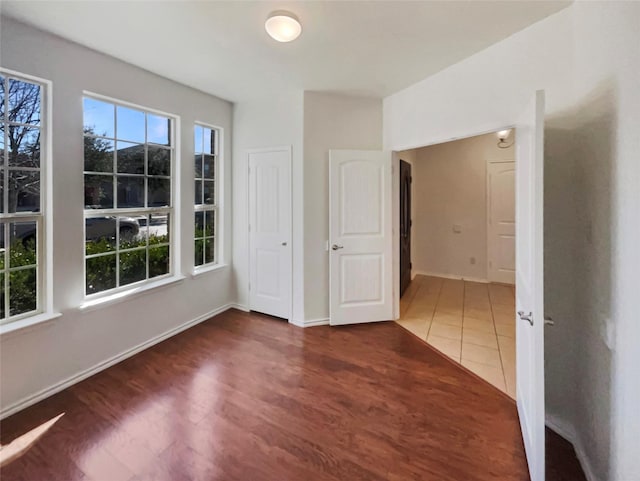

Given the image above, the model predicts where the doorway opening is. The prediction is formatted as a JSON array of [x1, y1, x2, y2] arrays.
[[396, 129, 517, 398]]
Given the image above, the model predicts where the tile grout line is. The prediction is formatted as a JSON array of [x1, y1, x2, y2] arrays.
[[489, 284, 509, 392], [425, 277, 445, 341]]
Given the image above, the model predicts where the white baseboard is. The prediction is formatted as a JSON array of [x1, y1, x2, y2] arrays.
[[0, 303, 237, 420], [228, 303, 250, 312], [546, 413, 599, 481], [413, 270, 489, 284], [289, 317, 330, 328]]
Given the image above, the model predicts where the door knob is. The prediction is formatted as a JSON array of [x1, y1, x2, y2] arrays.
[[518, 311, 533, 326], [331, 244, 344, 251], [282, 242, 287, 246]]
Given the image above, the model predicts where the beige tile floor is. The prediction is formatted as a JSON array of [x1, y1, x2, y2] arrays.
[[397, 275, 517, 398]]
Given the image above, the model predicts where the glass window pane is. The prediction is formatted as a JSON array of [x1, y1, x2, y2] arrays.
[[8, 126, 40, 167], [116, 106, 145, 143], [83, 98, 114, 138], [120, 249, 147, 286], [116, 141, 144, 174], [118, 216, 143, 249], [149, 213, 169, 245], [149, 245, 169, 278], [203, 128, 215, 155], [147, 114, 170, 146], [203, 155, 215, 180], [203, 180, 215, 205], [84, 174, 113, 209], [86, 255, 116, 295], [8, 170, 40, 212], [117, 176, 144, 208], [195, 211, 204, 238], [194, 125, 203, 154], [148, 178, 170, 207], [195, 180, 203, 205], [85, 217, 116, 255], [1, 125, 5, 165], [205, 238, 215, 264], [8, 79, 41, 125], [9, 222, 37, 268], [0, 223, 5, 270], [194, 239, 204, 267], [148, 146, 170, 176], [0, 76, 5, 120], [194, 154, 202, 178], [9, 267, 37, 316], [205, 210, 215, 237], [84, 137, 114, 173]]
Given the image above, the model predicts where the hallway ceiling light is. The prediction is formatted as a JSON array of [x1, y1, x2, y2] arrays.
[[265, 11, 302, 42], [497, 129, 513, 149]]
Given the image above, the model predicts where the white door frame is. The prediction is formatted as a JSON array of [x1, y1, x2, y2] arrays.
[[247, 145, 293, 323], [391, 126, 516, 319], [486, 159, 516, 285]]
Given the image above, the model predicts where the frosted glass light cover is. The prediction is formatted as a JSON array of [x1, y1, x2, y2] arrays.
[[265, 13, 302, 42]]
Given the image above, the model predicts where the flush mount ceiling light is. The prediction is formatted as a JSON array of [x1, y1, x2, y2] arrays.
[[265, 11, 302, 42]]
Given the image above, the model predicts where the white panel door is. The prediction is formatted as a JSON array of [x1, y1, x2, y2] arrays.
[[249, 147, 291, 320], [329, 150, 393, 326], [515, 91, 546, 481], [488, 161, 516, 284]]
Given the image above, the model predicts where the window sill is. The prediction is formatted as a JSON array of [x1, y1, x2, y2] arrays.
[[0, 311, 62, 340], [79, 275, 186, 312], [191, 263, 228, 278]]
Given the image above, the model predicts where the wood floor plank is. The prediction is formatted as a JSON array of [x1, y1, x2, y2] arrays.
[[1, 309, 584, 481]]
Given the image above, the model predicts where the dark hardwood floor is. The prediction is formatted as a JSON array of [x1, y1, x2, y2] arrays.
[[1, 309, 585, 481]]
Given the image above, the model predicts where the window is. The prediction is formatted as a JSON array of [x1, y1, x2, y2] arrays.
[[194, 124, 219, 268], [83, 96, 175, 296], [0, 72, 47, 324]]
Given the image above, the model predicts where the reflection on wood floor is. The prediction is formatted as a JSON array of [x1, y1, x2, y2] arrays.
[[398, 275, 516, 398], [0, 308, 585, 481]]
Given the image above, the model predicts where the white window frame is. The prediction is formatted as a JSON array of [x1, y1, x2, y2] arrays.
[[82, 92, 181, 300], [193, 122, 222, 272], [0, 68, 54, 328]]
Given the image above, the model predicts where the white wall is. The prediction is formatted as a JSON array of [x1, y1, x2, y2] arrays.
[[410, 133, 514, 281], [302, 92, 382, 322], [0, 18, 234, 415], [383, 2, 640, 480], [232, 91, 305, 322]]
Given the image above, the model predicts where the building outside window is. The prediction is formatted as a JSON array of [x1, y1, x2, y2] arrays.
[[194, 124, 219, 268], [0, 71, 48, 324], [83, 95, 175, 296]]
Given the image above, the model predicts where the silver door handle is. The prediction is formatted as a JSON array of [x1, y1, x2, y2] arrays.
[[518, 311, 533, 326], [332, 244, 343, 251], [282, 242, 287, 246]]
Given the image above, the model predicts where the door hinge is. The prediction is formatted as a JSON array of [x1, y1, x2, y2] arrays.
[[410, 176, 413, 184]]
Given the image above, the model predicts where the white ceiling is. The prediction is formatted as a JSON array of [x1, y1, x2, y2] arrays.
[[2, 1, 571, 102]]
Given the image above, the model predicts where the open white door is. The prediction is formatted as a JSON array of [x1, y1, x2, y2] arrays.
[[329, 150, 393, 326], [248, 147, 291, 320], [515, 90, 545, 481]]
